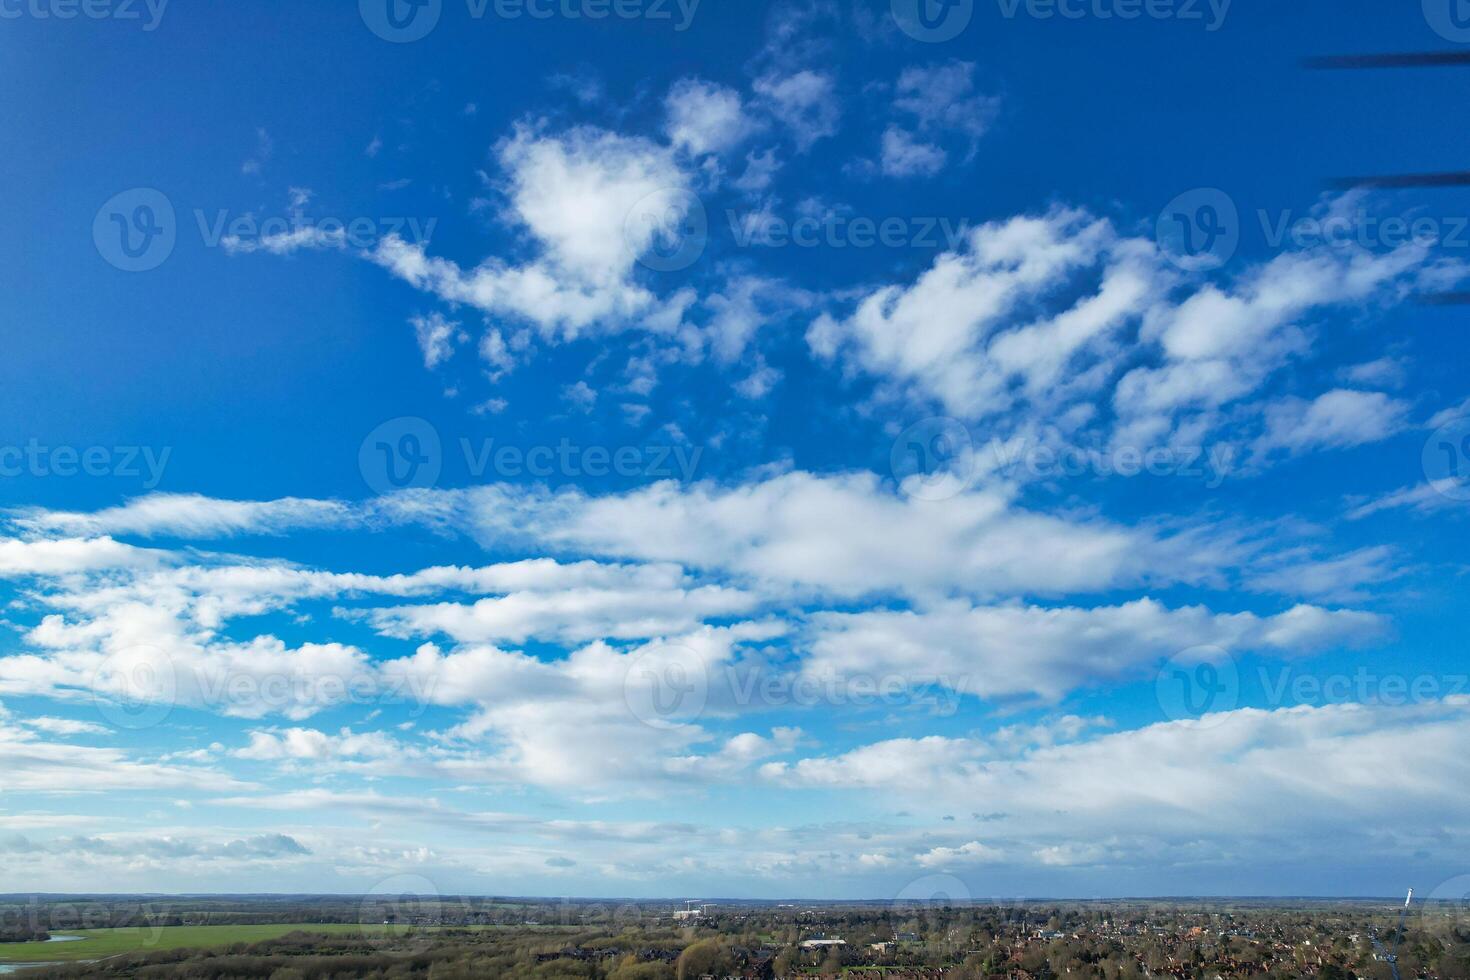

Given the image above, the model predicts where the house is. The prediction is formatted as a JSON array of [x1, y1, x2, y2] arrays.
[[800, 937, 847, 949]]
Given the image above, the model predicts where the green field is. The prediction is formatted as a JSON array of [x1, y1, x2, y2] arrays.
[[0, 923, 384, 965]]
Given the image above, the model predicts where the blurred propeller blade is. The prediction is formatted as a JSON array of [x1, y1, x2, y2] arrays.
[[1329, 172, 1470, 189], [1304, 51, 1470, 69]]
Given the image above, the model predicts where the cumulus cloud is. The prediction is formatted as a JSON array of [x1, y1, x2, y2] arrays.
[[411, 311, 461, 369], [1253, 389, 1412, 458], [803, 598, 1385, 703], [665, 78, 757, 156], [753, 70, 840, 151], [369, 125, 696, 341], [809, 204, 1439, 464], [763, 700, 1470, 868], [9, 493, 359, 539], [0, 719, 244, 793], [0, 536, 160, 576], [880, 126, 947, 178], [464, 472, 1256, 602]]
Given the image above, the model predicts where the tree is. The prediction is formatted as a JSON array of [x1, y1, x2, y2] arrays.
[[677, 938, 733, 980]]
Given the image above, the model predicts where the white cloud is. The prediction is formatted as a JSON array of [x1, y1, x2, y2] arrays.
[[0, 536, 159, 576], [704, 274, 811, 362], [804, 598, 1384, 703], [1247, 545, 1404, 601], [240, 126, 272, 175], [10, 493, 358, 539], [234, 727, 403, 762], [763, 700, 1470, 865], [1346, 479, 1466, 520], [917, 840, 1005, 868], [810, 201, 1436, 462], [363, 580, 760, 645], [1116, 246, 1427, 447], [21, 716, 111, 737], [411, 311, 461, 369], [1253, 389, 1411, 457], [880, 127, 946, 178], [466, 472, 1246, 602], [0, 719, 245, 793], [809, 207, 1157, 420], [222, 225, 345, 256], [753, 70, 840, 151], [562, 379, 598, 411], [734, 147, 781, 194], [1340, 356, 1407, 389], [893, 61, 998, 154], [665, 78, 756, 156], [1428, 395, 1470, 430], [369, 125, 696, 341]]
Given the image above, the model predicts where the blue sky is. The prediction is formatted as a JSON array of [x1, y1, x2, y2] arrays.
[[1, 0, 1469, 899]]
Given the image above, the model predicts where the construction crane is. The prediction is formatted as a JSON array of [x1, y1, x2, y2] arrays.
[[1369, 889, 1414, 980]]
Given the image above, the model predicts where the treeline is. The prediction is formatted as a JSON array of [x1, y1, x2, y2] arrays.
[[9, 903, 1470, 980], [16, 929, 677, 980]]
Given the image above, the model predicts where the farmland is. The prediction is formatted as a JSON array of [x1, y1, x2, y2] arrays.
[[0, 923, 382, 964]]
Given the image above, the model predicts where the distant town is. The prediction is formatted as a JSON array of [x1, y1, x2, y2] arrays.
[[0, 894, 1465, 979]]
